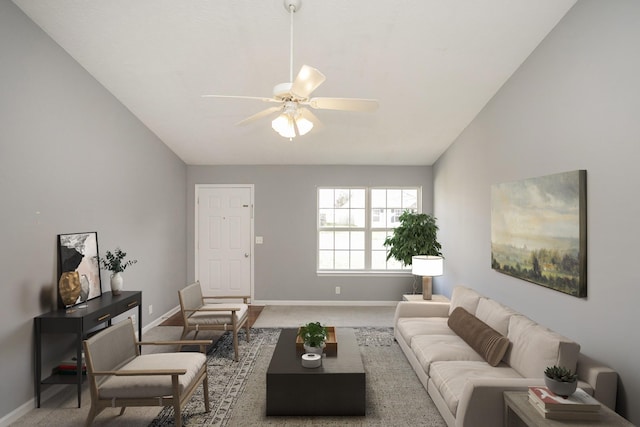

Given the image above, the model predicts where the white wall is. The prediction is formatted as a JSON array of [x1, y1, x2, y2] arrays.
[[187, 165, 433, 302], [433, 0, 640, 422], [0, 2, 187, 421]]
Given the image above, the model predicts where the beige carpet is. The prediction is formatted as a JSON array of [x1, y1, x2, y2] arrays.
[[251, 305, 397, 328]]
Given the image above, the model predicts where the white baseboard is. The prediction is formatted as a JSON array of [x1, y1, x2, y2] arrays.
[[0, 384, 67, 427], [252, 300, 399, 307]]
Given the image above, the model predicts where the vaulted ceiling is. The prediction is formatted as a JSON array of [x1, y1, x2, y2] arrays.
[[13, 0, 576, 165]]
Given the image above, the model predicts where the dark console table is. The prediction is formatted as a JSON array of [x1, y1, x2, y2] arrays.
[[34, 291, 142, 408]]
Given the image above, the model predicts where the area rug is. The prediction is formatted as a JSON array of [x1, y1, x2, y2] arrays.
[[149, 328, 446, 427]]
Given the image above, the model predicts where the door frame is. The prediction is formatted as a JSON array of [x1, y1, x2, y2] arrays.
[[194, 184, 255, 299]]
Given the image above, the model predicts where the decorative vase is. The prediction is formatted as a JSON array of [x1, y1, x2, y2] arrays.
[[110, 272, 124, 295], [303, 342, 325, 355], [545, 376, 577, 398], [59, 271, 82, 306]]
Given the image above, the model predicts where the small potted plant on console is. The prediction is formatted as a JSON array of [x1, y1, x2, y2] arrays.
[[298, 321, 328, 355], [544, 365, 578, 398]]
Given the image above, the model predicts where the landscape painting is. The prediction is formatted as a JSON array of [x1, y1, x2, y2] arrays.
[[491, 170, 586, 297]]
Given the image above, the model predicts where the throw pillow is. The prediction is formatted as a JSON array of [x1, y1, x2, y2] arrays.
[[447, 307, 510, 366]]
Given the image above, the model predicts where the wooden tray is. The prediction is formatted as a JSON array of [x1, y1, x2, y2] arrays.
[[296, 326, 337, 357]]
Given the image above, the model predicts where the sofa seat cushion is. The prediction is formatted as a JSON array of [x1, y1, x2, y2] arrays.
[[396, 317, 454, 346], [98, 352, 206, 399], [188, 303, 248, 325], [412, 335, 483, 374], [429, 361, 523, 416], [506, 314, 580, 378]]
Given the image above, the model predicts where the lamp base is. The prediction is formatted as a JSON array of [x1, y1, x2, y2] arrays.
[[422, 276, 433, 300]]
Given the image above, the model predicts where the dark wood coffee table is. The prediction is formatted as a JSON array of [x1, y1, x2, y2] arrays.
[[266, 328, 366, 416]]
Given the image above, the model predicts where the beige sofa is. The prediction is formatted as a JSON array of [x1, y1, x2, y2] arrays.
[[394, 286, 618, 427]]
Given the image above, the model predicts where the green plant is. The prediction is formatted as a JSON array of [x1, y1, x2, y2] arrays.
[[298, 321, 328, 348], [383, 211, 442, 266], [544, 365, 577, 382], [96, 248, 138, 273]]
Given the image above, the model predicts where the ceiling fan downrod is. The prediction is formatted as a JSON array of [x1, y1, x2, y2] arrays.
[[284, 0, 301, 83]]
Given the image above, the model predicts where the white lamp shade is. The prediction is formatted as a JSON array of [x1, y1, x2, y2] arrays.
[[272, 113, 313, 138], [411, 255, 443, 277]]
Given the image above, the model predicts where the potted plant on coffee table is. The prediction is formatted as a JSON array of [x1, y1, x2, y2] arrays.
[[544, 365, 578, 398], [298, 321, 328, 355]]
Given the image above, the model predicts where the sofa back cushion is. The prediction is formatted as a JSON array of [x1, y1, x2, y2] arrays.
[[448, 286, 483, 316], [475, 298, 517, 336], [447, 307, 510, 366], [506, 315, 580, 378]]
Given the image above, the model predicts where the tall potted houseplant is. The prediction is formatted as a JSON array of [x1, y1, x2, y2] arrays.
[[96, 248, 137, 295], [384, 211, 442, 298]]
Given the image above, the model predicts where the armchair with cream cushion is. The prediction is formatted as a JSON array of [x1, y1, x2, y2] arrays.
[[82, 318, 211, 427], [178, 281, 250, 361]]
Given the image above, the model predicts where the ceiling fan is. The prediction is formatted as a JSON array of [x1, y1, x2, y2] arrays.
[[202, 0, 379, 139]]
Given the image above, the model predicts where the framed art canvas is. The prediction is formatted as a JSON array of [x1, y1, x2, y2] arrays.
[[57, 232, 102, 308], [491, 170, 587, 297]]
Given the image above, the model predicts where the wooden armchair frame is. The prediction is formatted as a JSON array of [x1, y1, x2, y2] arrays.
[[83, 318, 211, 427], [178, 281, 250, 361]]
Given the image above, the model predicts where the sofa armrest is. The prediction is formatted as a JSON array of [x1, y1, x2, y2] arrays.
[[576, 353, 617, 409], [455, 377, 545, 427], [393, 301, 450, 325]]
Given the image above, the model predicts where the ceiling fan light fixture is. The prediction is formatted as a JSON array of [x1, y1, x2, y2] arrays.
[[272, 112, 313, 138]]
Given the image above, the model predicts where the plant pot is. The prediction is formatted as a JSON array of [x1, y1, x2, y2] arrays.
[[545, 376, 577, 398], [110, 272, 124, 296], [303, 342, 325, 355]]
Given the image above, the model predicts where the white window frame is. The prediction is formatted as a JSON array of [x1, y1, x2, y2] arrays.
[[317, 186, 422, 275]]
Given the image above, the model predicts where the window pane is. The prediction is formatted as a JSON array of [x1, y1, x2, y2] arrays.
[[403, 189, 418, 209], [334, 209, 350, 227], [335, 189, 350, 208], [371, 251, 387, 269], [371, 208, 385, 228], [387, 256, 405, 270], [387, 189, 402, 208], [319, 209, 334, 227], [351, 232, 365, 250], [388, 208, 403, 228], [319, 251, 334, 269], [351, 251, 365, 269], [350, 189, 365, 208], [319, 189, 334, 208], [351, 209, 365, 228], [335, 251, 350, 269], [371, 231, 388, 250], [335, 232, 350, 249], [319, 231, 334, 250], [371, 189, 386, 208]]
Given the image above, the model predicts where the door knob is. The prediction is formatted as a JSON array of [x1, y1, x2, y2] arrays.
[[245, 253, 249, 258]]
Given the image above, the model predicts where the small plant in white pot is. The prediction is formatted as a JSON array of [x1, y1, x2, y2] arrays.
[[298, 322, 328, 355], [96, 248, 137, 296], [544, 365, 578, 398]]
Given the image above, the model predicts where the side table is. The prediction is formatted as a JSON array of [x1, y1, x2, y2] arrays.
[[34, 291, 142, 408], [504, 391, 633, 427], [402, 294, 449, 302]]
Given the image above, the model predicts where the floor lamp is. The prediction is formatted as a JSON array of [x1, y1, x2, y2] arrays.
[[411, 255, 444, 300]]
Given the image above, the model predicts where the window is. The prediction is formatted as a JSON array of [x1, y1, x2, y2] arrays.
[[318, 187, 420, 272]]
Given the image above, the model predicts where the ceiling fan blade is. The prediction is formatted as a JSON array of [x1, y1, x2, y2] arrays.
[[290, 65, 326, 99], [235, 106, 283, 126], [201, 94, 279, 103], [307, 97, 379, 112]]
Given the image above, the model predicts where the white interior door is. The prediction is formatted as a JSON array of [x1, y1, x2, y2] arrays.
[[196, 185, 253, 297]]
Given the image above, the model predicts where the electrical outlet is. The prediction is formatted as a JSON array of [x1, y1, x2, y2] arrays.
[[335, 286, 341, 295], [148, 305, 153, 315]]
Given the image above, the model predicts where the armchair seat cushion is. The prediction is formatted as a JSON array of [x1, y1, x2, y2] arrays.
[[187, 303, 248, 325], [99, 353, 206, 399]]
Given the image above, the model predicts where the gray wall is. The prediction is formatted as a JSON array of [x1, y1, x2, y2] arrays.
[[433, 0, 640, 423], [0, 1, 187, 420], [187, 166, 433, 301]]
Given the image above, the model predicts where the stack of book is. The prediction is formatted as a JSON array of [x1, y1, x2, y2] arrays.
[[53, 355, 86, 376], [528, 386, 601, 420]]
